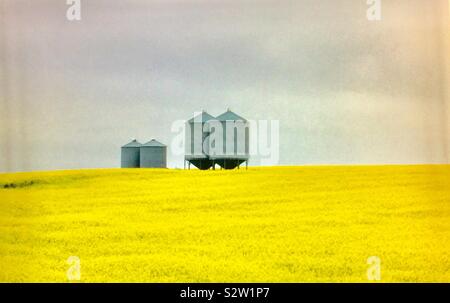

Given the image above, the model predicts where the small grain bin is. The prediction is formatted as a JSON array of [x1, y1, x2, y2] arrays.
[[140, 139, 167, 168], [121, 139, 142, 168]]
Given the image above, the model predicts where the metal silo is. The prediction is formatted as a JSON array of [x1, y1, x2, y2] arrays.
[[184, 111, 215, 170], [140, 139, 167, 168], [121, 139, 142, 168], [214, 109, 249, 169]]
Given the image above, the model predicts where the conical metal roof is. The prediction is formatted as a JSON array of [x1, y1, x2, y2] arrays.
[[188, 111, 216, 123], [142, 139, 166, 147], [216, 109, 247, 121], [122, 139, 142, 148]]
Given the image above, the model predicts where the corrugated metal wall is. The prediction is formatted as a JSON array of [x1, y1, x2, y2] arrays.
[[140, 146, 167, 168], [121, 146, 141, 168]]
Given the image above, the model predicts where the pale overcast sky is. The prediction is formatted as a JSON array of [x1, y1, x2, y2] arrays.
[[1, 0, 449, 171]]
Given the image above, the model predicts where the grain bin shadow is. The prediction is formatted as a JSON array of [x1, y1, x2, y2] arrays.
[[2, 180, 37, 189]]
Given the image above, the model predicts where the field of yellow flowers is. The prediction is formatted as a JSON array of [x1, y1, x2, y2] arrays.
[[0, 165, 449, 282]]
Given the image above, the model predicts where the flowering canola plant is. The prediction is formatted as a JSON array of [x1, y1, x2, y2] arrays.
[[0, 165, 449, 282]]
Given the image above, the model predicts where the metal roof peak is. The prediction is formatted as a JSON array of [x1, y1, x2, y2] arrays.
[[122, 139, 142, 148], [188, 111, 216, 123], [142, 139, 166, 147], [216, 110, 247, 122]]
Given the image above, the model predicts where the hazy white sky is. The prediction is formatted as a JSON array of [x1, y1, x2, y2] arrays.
[[1, 0, 449, 171]]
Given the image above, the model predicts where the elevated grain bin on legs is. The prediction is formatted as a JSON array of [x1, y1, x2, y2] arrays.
[[213, 109, 249, 170], [185, 111, 215, 170]]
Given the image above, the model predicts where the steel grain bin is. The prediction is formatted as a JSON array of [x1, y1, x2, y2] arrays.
[[185, 111, 215, 170], [121, 139, 142, 168], [140, 139, 167, 168], [214, 109, 249, 169]]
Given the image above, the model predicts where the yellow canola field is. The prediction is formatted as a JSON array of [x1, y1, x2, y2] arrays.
[[0, 165, 449, 282]]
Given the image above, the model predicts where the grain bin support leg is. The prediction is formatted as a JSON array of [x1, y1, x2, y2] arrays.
[[246, 160, 248, 170]]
